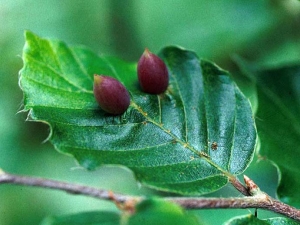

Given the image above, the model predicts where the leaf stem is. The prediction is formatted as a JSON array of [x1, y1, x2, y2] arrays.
[[0, 170, 300, 221], [229, 176, 251, 196]]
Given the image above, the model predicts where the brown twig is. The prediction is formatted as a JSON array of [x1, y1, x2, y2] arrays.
[[0, 169, 141, 204], [0, 169, 300, 221], [168, 197, 300, 221], [229, 176, 251, 196]]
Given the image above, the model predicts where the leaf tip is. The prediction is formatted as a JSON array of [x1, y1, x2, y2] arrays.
[[24, 30, 36, 40], [200, 59, 229, 76]]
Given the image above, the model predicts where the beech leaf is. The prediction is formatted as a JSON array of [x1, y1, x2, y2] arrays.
[[225, 214, 299, 225], [19, 31, 256, 195]]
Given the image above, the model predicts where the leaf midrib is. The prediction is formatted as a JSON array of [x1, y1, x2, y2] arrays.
[[100, 52, 233, 178], [130, 101, 231, 177]]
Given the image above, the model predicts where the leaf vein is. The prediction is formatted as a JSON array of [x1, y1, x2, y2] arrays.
[[69, 47, 93, 82], [228, 89, 238, 171], [25, 55, 91, 92], [157, 95, 162, 124], [170, 72, 188, 142], [46, 120, 149, 128], [202, 72, 210, 156], [23, 75, 93, 94], [49, 42, 91, 92], [61, 141, 175, 152]]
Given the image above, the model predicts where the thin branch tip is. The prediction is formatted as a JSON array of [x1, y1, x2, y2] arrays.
[[243, 175, 260, 196], [1, 171, 300, 221], [229, 176, 250, 196]]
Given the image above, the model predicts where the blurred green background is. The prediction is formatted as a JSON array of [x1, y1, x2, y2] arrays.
[[1, 0, 300, 224]]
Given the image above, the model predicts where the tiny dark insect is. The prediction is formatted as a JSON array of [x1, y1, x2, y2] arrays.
[[211, 142, 218, 150]]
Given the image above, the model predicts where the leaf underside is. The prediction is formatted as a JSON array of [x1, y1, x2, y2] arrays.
[[251, 65, 300, 207], [235, 56, 300, 206], [20, 31, 256, 195]]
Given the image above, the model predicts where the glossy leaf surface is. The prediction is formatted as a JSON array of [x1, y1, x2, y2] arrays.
[[265, 217, 300, 225], [225, 214, 299, 225], [127, 198, 200, 225], [225, 214, 269, 225], [20, 31, 256, 195]]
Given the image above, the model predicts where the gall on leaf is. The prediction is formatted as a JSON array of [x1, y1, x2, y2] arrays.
[[137, 48, 169, 94], [93, 75, 130, 115]]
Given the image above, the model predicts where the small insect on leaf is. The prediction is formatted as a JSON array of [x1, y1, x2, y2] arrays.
[[211, 142, 218, 150]]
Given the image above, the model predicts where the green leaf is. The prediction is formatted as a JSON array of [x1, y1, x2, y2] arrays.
[[255, 66, 300, 207], [225, 214, 269, 225], [40, 211, 120, 225], [19, 31, 256, 195], [126, 198, 201, 225], [225, 214, 299, 225], [237, 62, 300, 207], [265, 217, 300, 225]]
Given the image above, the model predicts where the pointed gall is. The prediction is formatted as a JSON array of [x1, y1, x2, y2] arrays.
[[93, 75, 130, 115], [137, 48, 169, 94]]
